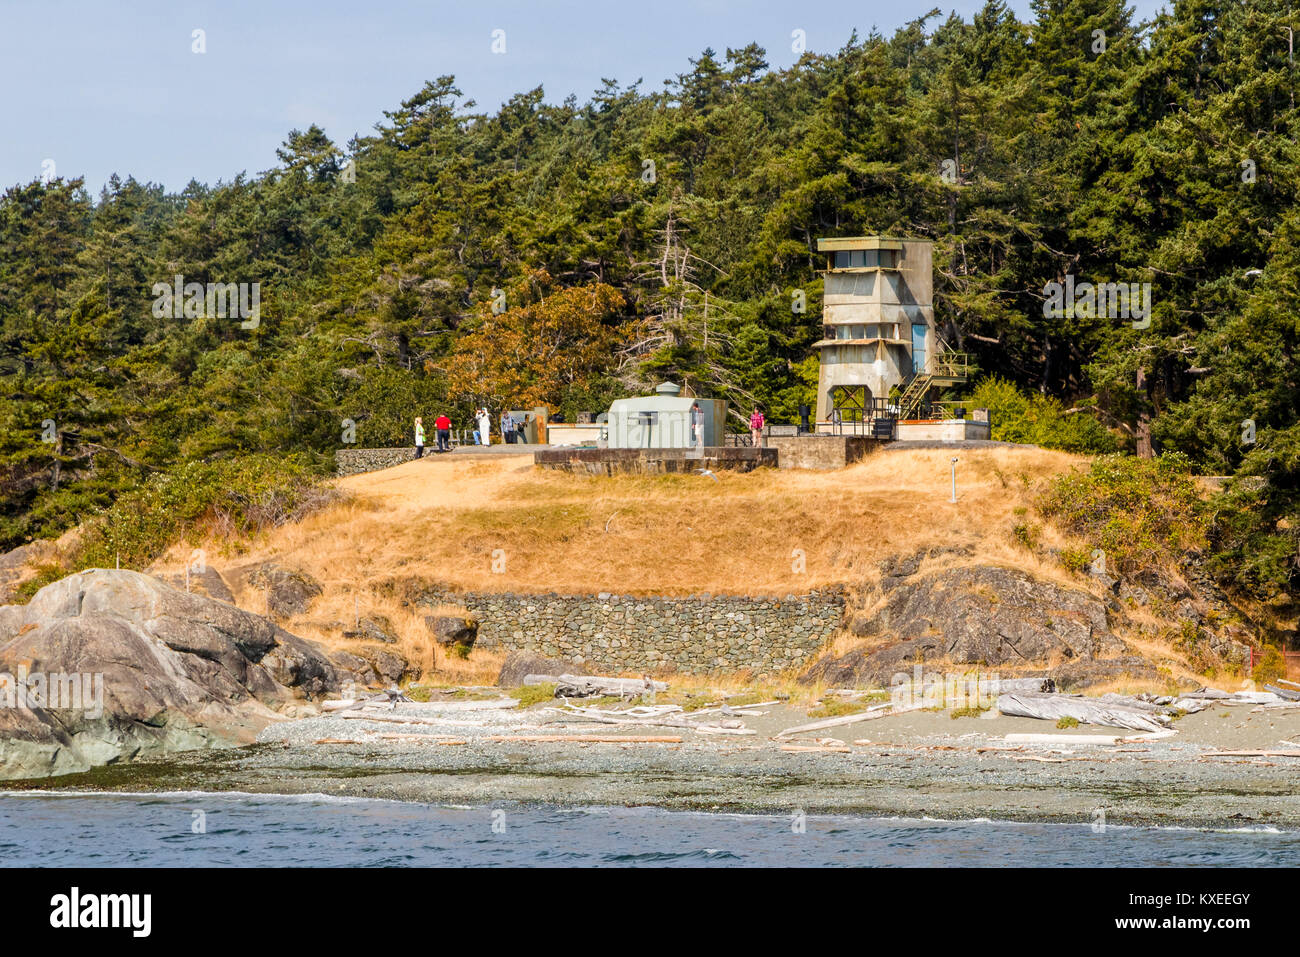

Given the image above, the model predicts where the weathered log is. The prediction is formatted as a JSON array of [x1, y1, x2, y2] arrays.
[[982, 678, 1057, 694], [684, 700, 781, 717], [1003, 730, 1176, 746], [552, 704, 753, 734], [338, 712, 484, 726], [995, 692, 1170, 732], [485, 734, 682, 743], [775, 703, 923, 739], [1265, 684, 1300, 702], [323, 698, 517, 712], [1201, 749, 1300, 758], [524, 674, 668, 697]]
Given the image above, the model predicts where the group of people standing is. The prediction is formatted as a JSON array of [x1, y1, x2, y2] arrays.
[[412, 404, 766, 456], [412, 408, 528, 456]]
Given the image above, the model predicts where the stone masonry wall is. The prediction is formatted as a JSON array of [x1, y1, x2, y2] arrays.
[[336, 448, 418, 476], [416, 587, 847, 676]]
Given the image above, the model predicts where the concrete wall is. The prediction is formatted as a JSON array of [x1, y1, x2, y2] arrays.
[[546, 424, 603, 447], [767, 435, 879, 469], [533, 447, 776, 475], [416, 586, 847, 676], [895, 420, 992, 441]]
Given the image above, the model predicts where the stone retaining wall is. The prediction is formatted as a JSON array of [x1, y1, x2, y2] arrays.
[[415, 587, 847, 676], [336, 448, 418, 476]]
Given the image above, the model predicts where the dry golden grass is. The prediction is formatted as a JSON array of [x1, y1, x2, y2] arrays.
[[145, 446, 1239, 689], [224, 446, 1088, 597]]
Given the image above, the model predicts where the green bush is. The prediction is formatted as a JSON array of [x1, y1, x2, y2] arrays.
[[1253, 647, 1287, 687], [1057, 546, 1093, 574], [1011, 521, 1041, 551], [966, 377, 1119, 454], [1038, 453, 1208, 575], [71, 453, 335, 575]]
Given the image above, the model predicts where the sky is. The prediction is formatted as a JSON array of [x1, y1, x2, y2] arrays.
[[1, 0, 1169, 196]]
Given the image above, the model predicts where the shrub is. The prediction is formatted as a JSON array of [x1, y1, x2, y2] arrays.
[[1038, 453, 1208, 575], [1012, 522, 1041, 551], [1056, 716, 1079, 729], [1058, 546, 1093, 574], [1253, 647, 1287, 688], [965, 377, 1119, 453], [26, 453, 336, 591]]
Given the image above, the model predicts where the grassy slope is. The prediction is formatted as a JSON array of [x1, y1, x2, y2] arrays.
[[152, 446, 1177, 684]]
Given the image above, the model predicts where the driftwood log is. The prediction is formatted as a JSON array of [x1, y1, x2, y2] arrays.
[[995, 692, 1170, 732], [524, 674, 668, 697], [551, 703, 754, 735], [775, 703, 925, 739], [1265, 684, 1300, 702], [485, 734, 682, 743]]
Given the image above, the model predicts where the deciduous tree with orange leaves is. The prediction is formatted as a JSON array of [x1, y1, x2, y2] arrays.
[[442, 271, 624, 410]]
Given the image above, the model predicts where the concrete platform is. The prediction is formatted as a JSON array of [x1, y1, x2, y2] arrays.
[[449, 443, 549, 455], [766, 434, 881, 469]]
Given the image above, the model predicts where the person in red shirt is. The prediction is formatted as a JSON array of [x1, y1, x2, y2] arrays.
[[434, 413, 452, 452]]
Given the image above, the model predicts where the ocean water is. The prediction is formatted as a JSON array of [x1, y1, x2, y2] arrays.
[[0, 792, 1296, 867]]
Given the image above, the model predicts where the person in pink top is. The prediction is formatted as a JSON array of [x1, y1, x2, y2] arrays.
[[749, 407, 765, 447]]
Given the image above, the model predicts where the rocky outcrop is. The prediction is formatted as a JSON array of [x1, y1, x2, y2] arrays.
[[0, 568, 346, 780], [239, 562, 322, 620], [803, 560, 1125, 688], [496, 650, 588, 687], [331, 648, 411, 686], [426, 614, 478, 651], [343, 615, 398, 644], [153, 565, 236, 604]]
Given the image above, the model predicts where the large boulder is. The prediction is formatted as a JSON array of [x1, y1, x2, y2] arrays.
[[425, 614, 478, 650], [496, 651, 588, 688], [240, 562, 322, 620], [343, 615, 398, 644], [803, 562, 1124, 687], [0, 568, 343, 779], [152, 565, 236, 604]]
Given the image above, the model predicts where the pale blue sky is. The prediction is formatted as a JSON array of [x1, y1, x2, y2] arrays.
[[1, 0, 1167, 195]]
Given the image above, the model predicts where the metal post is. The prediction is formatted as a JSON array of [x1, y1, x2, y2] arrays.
[[950, 457, 958, 503]]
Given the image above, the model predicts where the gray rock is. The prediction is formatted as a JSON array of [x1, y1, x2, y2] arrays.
[[343, 615, 398, 644], [425, 614, 478, 650], [241, 562, 322, 620], [359, 648, 410, 684], [496, 651, 587, 687], [804, 563, 1123, 687], [153, 565, 236, 604], [0, 568, 343, 780], [1051, 655, 1161, 691]]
